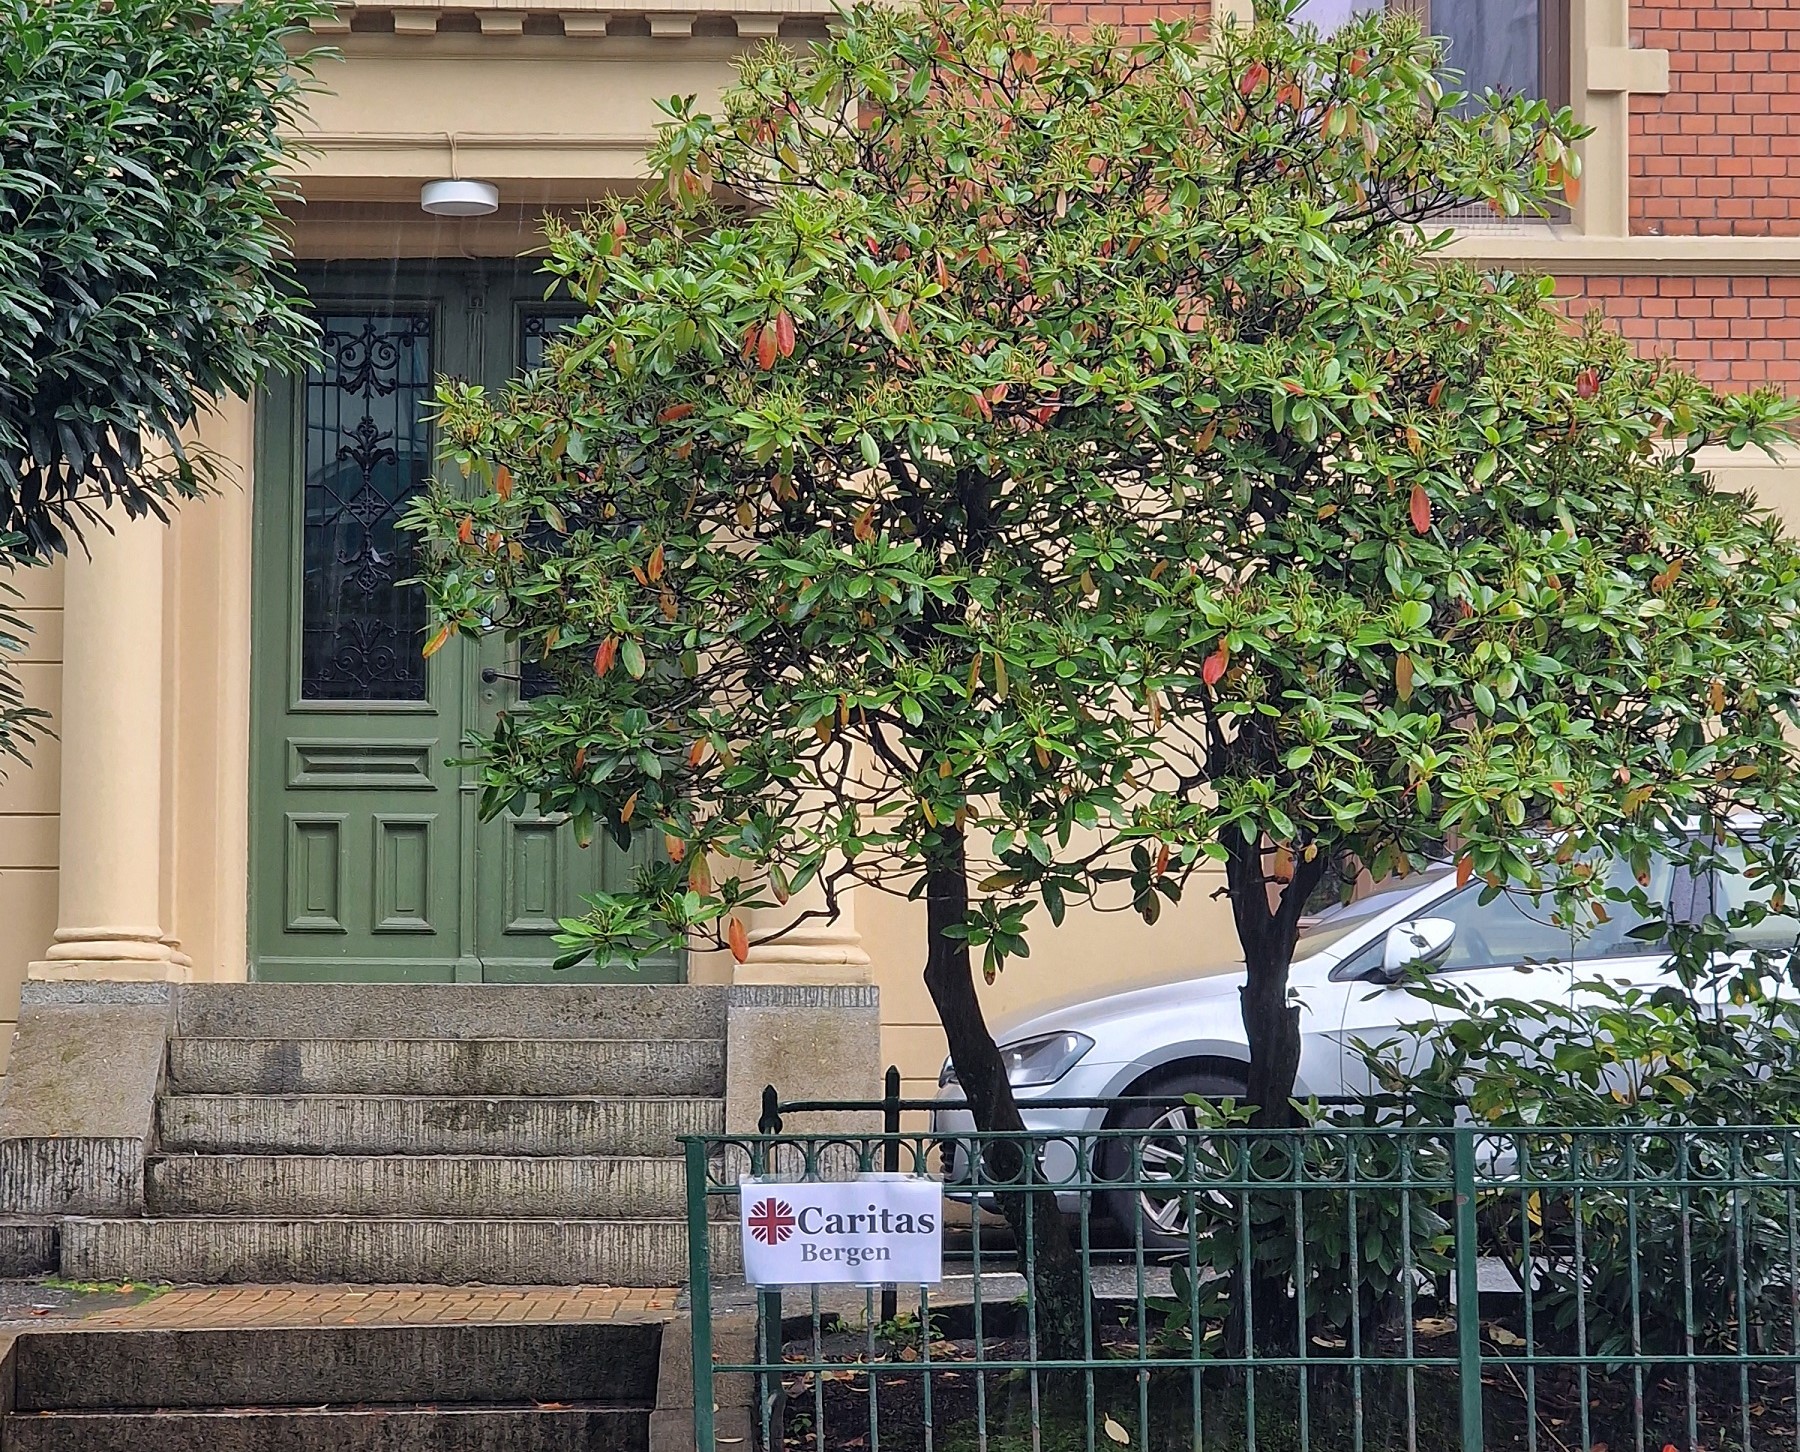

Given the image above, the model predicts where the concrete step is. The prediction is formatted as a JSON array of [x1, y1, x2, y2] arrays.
[[0, 1218, 57, 1277], [166, 1037, 726, 1098], [158, 1094, 724, 1156], [61, 1215, 742, 1285], [145, 1154, 690, 1218], [12, 1322, 661, 1409], [1, 1405, 648, 1452], [175, 984, 727, 1043]]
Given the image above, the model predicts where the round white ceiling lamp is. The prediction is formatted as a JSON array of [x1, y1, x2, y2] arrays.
[[420, 179, 500, 217]]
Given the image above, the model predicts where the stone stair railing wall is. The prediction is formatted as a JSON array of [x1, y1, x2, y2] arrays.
[[0, 980, 880, 1286]]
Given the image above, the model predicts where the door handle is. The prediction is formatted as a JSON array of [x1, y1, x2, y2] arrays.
[[480, 668, 500, 685]]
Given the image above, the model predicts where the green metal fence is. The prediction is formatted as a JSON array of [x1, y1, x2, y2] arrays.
[[684, 1111, 1800, 1452]]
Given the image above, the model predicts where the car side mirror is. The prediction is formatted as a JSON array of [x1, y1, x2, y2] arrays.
[[1375, 917, 1456, 984]]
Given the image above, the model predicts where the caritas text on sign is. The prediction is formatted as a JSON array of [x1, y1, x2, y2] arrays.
[[740, 1177, 943, 1286]]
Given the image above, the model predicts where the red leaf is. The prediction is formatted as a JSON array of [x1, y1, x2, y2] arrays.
[[1238, 61, 1268, 97], [756, 323, 778, 371], [775, 310, 796, 358], [1409, 481, 1431, 535], [593, 638, 618, 677], [1202, 642, 1229, 687], [1427, 380, 1445, 408], [1576, 368, 1599, 399]]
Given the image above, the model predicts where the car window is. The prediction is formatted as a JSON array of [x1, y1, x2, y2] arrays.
[[1426, 854, 1673, 974], [1709, 843, 1800, 952], [1575, 853, 1674, 958]]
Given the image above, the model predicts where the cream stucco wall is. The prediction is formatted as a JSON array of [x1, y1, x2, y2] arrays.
[[2, 8, 1799, 1094]]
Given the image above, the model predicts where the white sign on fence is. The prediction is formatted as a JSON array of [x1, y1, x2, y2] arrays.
[[739, 1177, 944, 1286]]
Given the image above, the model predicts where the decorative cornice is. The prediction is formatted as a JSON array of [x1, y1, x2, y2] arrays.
[[307, 0, 836, 38]]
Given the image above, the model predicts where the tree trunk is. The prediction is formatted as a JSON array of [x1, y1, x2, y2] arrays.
[[1222, 829, 1323, 1130], [922, 828, 1090, 1361]]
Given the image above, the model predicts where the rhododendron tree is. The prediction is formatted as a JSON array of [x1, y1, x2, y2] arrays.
[[410, 0, 1800, 1347]]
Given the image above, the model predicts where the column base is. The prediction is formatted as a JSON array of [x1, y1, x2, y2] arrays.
[[30, 930, 192, 983], [27, 958, 192, 984]]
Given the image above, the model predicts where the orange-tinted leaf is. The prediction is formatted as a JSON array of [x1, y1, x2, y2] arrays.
[[657, 403, 695, 423], [573, 744, 588, 773], [1652, 558, 1684, 593], [687, 738, 708, 768], [741, 323, 760, 361], [495, 465, 513, 500], [1403, 424, 1422, 457], [1711, 678, 1727, 715], [1562, 170, 1582, 206], [1396, 652, 1414, 701], [665, 834, 686, 863], [422, 624, 450, 659], [659, 589, 678, 621], [853, 505, 876, 542], [1427, 380, 1445, 408], [775, 310, 796, 358], [620, 790, 638, 823], [727, 917, 750, 964], [456, 516, 474, 545], [689, 853, 713, 895], [1154, 844, 1170, 876], [756, 323, 778, 372], [1409, 482, 1431, 535], [647, 544, 665, 582], [1238, 61, 1268, 97], [593, 637, 618, 677], [1202, 641, 1229, 687], [1456, 855, 1474, 888]]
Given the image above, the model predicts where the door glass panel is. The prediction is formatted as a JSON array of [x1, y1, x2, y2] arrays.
[[301, 311, 434, 701]]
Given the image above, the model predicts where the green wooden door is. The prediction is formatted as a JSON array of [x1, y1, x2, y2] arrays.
[[249, 264, 679, 983]]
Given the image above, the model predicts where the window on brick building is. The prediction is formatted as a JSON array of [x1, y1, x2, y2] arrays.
[[1295, 0, 1570, 112]]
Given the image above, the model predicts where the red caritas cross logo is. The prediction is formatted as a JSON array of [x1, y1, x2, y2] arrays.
[[747, 1198, 797, 1245]]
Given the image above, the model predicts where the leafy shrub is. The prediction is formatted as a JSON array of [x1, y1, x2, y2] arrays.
[[1383, 978, 1800, 1357], [1150, 1100, 1451, 1352]]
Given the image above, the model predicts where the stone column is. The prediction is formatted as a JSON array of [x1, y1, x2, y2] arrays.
[[30, 513, 189, 981], [734, 870, 872, 986]]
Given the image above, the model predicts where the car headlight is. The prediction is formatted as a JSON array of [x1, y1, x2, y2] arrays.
[[938, 1032, 1095, 1088], [1004, 1031, 1095, 1086]]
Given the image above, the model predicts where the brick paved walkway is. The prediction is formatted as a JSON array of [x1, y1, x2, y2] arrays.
[[65, 1284, 677, 1330]]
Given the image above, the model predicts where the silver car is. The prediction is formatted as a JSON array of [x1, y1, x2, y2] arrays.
[[933, 844, 1791, 1241]]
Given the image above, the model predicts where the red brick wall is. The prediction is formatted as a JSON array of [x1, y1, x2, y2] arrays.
[[1042, 0, 1209, 43], [1631, 0, 1800, 237], [1555, 275, 1800, 389]]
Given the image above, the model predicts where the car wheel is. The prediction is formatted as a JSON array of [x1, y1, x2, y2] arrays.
[[1101, 1071, 1246, 1251]]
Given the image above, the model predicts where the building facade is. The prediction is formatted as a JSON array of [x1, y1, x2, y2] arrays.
[[0, 0, 1795, 1099]]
